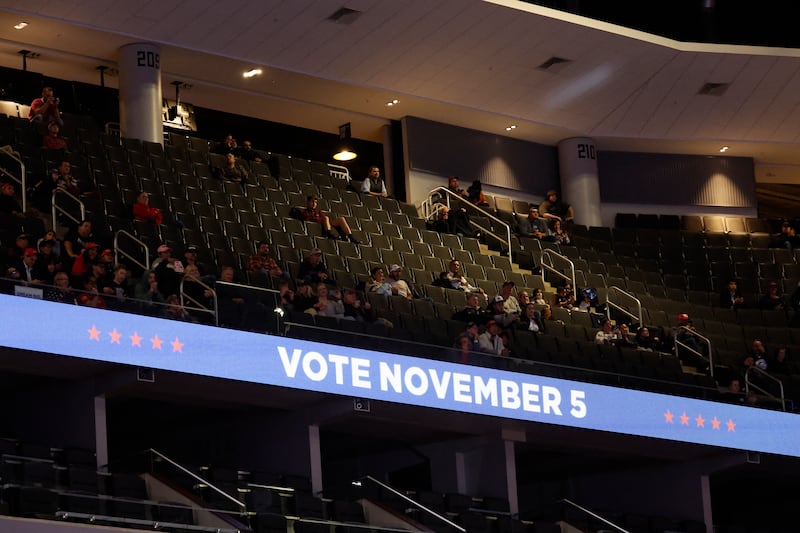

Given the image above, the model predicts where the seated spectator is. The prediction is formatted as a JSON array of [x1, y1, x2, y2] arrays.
[[487, 295, 511, 326], [213, 152, 248, 184], [277, 280, 296, 313], [466, 180, 490, 207], [6, 247, 48, 285], [759, 281, 786, 311], [771, 346, 791, 375], [236, 140, 263, 162], [299, 195, 359, 243], [151, 244, 184, 298], [365, 266, 393, 296], [500, 281, 522, 319], [673, 313, 704, 364], [720, 378, 745, 404], [634, 326, 660, 351], [462, 321, 483, 352], [293, 282, 318, 313], [182, 244, 209, 277], [361, 166, 388, 197], [161, 293, 195, 322], [182, 263, 215, 323], [446, 176, 468, 199], [774, 222, 800, 250], [70, 242, 100, 278], [516, 303, 544, 333], [0, 182, 45, 236], [552, 282, 576, 310], [76, 278, 106, 309], [132, 191, 163, 225], [215, 265, 254, 327], [212, 133, 237, 155], [37, 230, 62, 258], [342, 288, 391, 327], [29, 86, 63, 127], [517, 290, 531, 307], [102, 264, 131, 310], [44, 271, 76, 304], [42, 121, 67, 150], [247, 241, 285, 278], [298, 247, 334, 286], [54, 160, 81, 197], [34, 238, 60, 283], [478, 320, 509, 356], [387, 263, 416, 300], [518, 206, 550, 240], [549, 219, 571, 245], [444, 259, 483, 293], [134, 270, 166, 312], [595, 317, 619, 345], [63, 219, 94, 260], [310, 283, 344, 318], [532, 288, 547, 305], [719, 278, 745, 309], [81, 260, 110, 296], [451, 334, 475, 365], [539, 189, 574, 223], [616, 323, 637, 348], [452, 292, 491, 323], [745, 339, 769, 371]]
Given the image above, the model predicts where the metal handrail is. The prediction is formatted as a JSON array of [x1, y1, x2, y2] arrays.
[[113, 230, 150, 273], [51, 187, 85, 229], [179, 276, 218, 326], [421, 186, 512, 259], [745, 366, 786, 411], [0, 145, 26, 212], [674, 325, 714, 378], [540, 248, 575, 290], [606, 285, 643, 326], [360, 475, 466, 532], [558, 498, 629, 533], [328, 163, 350, 182], [147, 448, 246, 510]]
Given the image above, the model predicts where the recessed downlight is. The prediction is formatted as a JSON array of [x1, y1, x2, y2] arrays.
[[505, 125, 517, 131], [243, 68, 262, 78], [719, 146, 729, 153], [13, 22, 28, 30], [386, 99, 399, 106]]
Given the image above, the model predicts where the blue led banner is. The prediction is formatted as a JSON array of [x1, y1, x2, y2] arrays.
[[2, 295, 799, 456]]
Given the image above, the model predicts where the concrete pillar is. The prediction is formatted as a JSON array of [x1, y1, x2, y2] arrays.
[[118, 43, 163, 144], [558, 137, 602, 227], [94, 395, 108, 470]]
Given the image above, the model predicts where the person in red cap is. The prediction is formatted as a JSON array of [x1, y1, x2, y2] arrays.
[[674, 312, 704, 365], [70, 242, 100, 278], [6, 247, 47, 285]]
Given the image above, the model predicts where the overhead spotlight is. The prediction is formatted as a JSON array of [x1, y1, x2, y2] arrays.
[[13, 22, 28, 30], [386, 99, 399, 106], [505, 125, 517, 131], [333, 122, 357, 161], [719, 146, 729, 153], [243, 68, 263, 79]]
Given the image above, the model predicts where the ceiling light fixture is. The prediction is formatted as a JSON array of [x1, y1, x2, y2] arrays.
[[719, 146, 729, 153], [386, 99, 399, 106], [13, 22, 28, 30], [333, 122, 357, 161], [505, 125, 517, 131], [243, 68, 263, 78]]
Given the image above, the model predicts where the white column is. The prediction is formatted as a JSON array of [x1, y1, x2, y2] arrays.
[[94, 395, 108, 471], [309, 424, 323, 495], [558, 137, 601, 227], [118, 43, 163, 144], [504, 440, 518, 515]]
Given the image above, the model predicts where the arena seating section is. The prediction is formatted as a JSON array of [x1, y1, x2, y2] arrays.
[[2, 110, 800, 406]]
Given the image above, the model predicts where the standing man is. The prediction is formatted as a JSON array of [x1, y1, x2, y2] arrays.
[[361, 166, 388, 197]]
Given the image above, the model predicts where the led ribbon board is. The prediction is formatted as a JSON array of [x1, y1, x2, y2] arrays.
[[3, 295, 799, 456]]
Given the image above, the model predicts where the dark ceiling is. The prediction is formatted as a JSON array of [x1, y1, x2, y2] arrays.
[[528, 1, 800, 49]]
